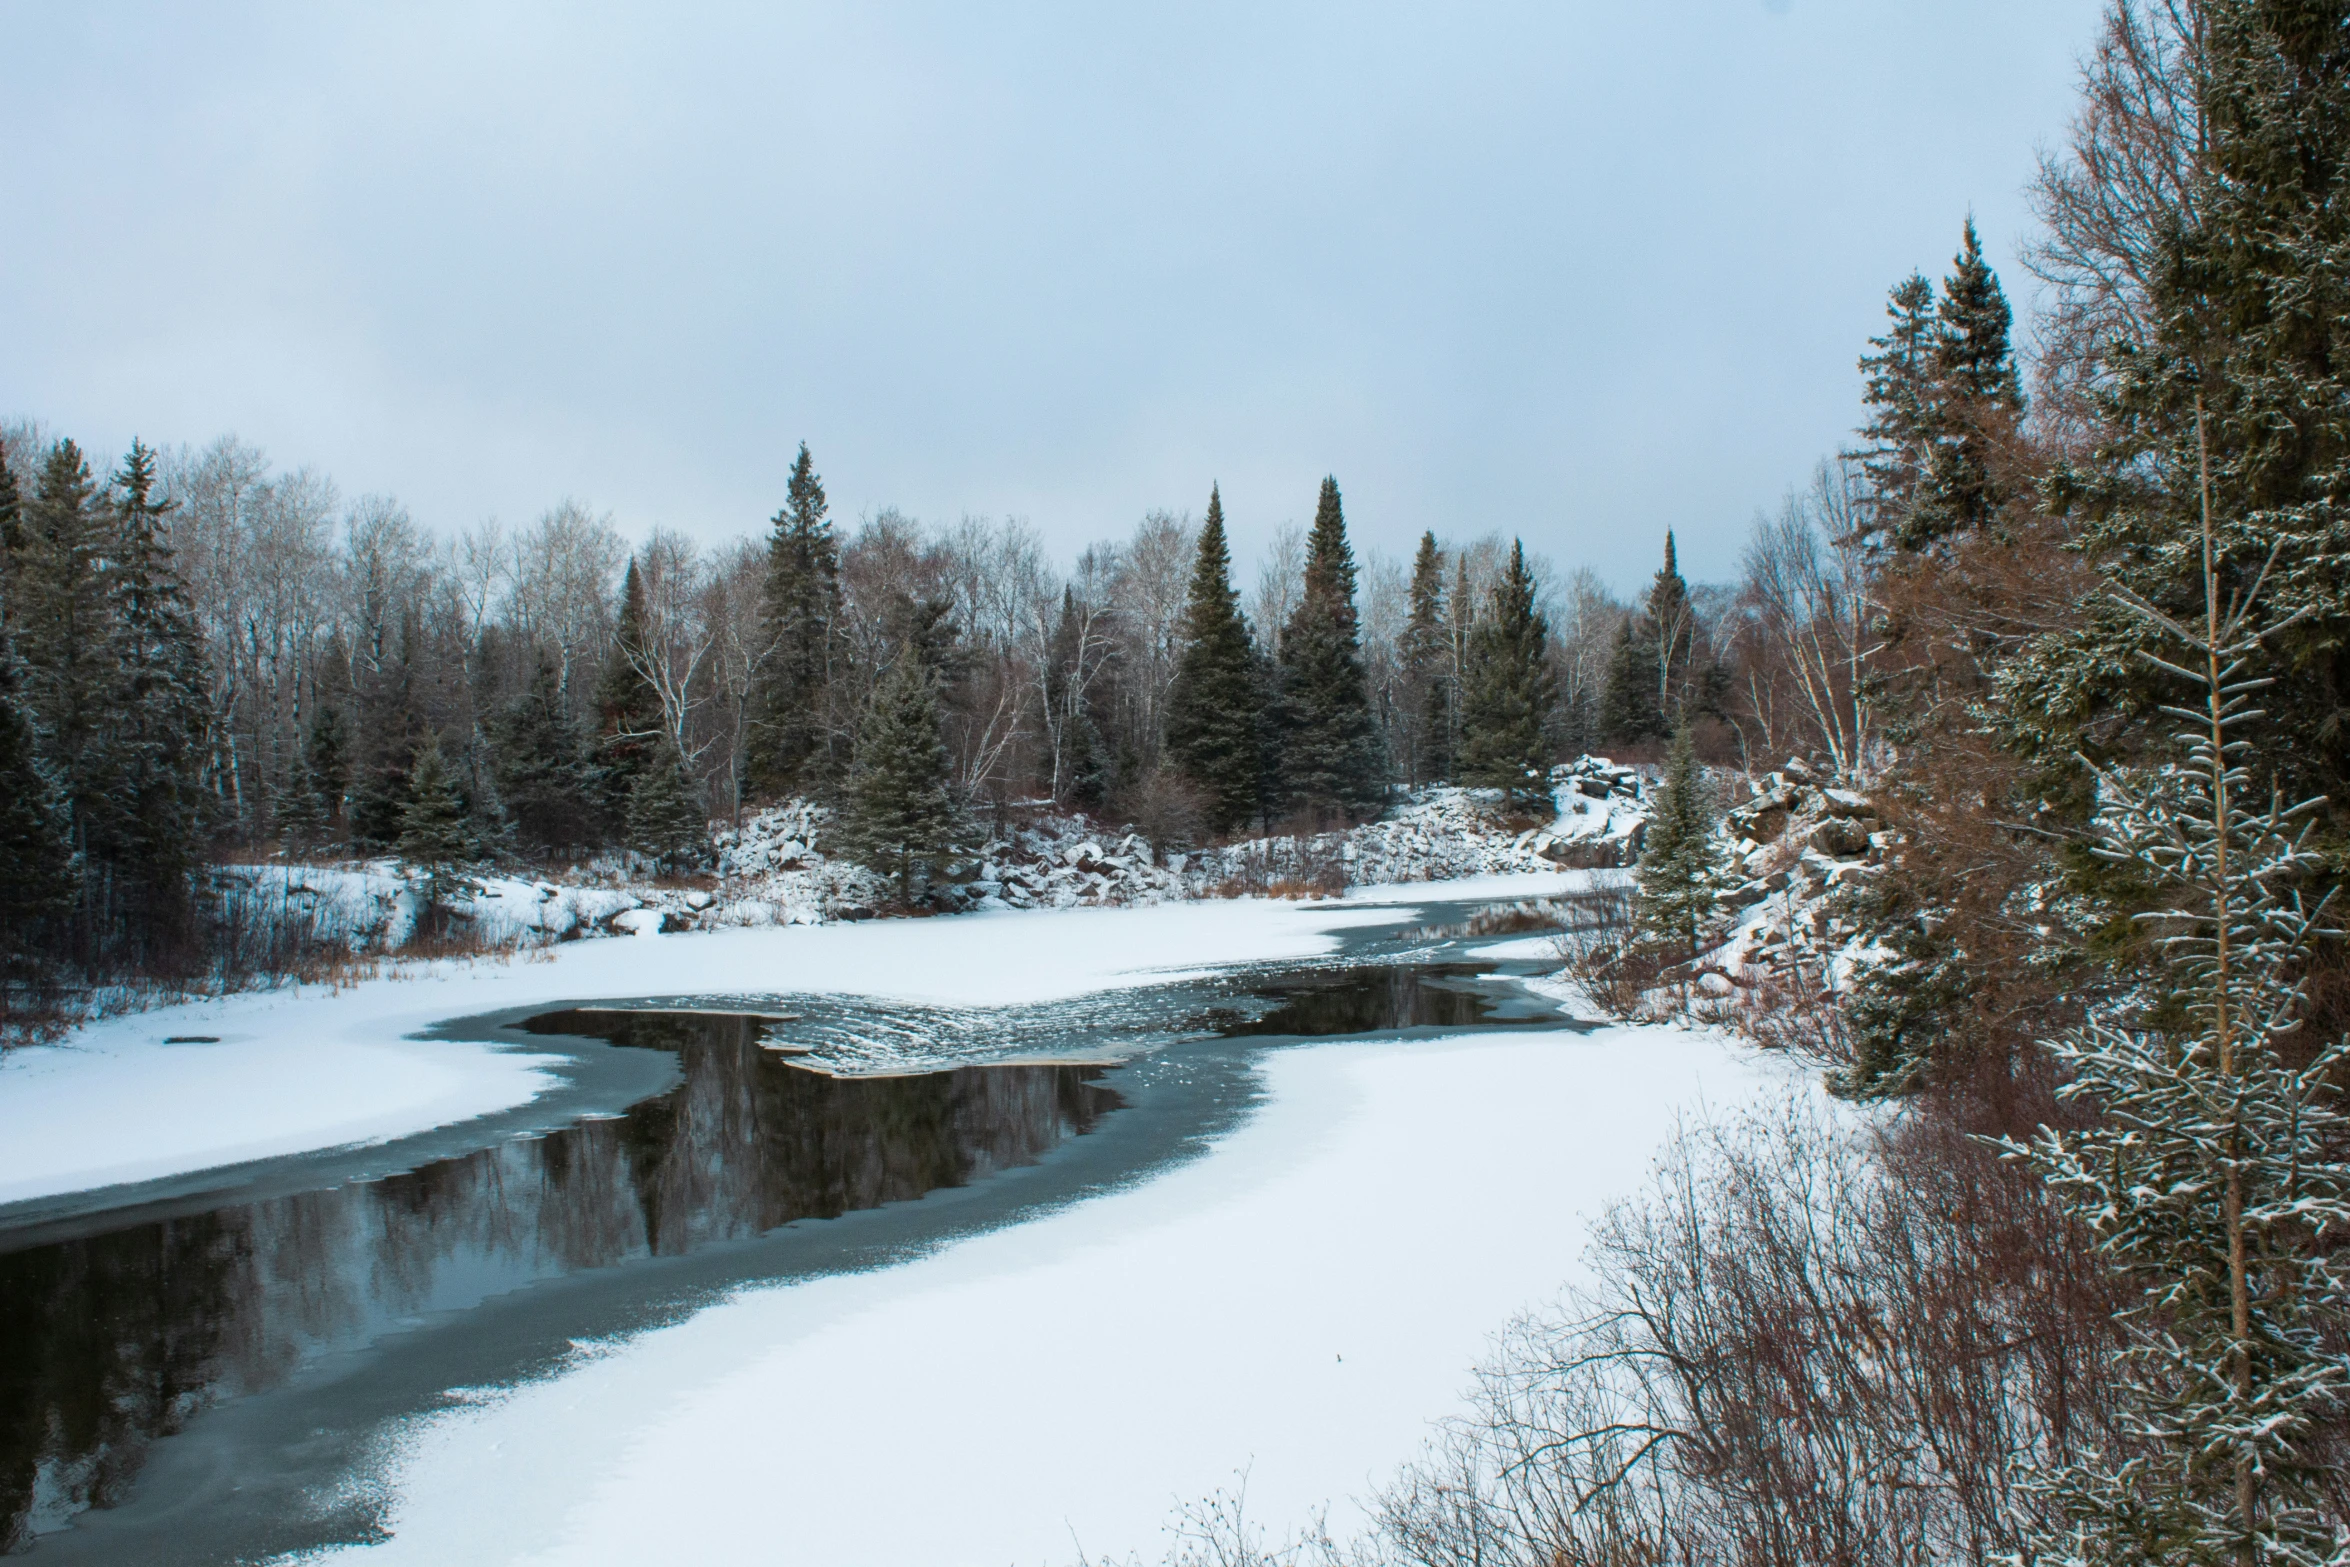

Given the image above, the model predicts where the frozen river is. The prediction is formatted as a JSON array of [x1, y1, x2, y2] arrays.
[[0, 882, 1776, 1564]]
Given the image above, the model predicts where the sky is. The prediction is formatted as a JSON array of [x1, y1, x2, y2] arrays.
[[1, 1, 2105, 594]]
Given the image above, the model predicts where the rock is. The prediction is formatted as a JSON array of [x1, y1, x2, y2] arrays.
[[1806, 816, 1874, 859], [1820, 788, 1876, 819], [684, 890, 716, 910]]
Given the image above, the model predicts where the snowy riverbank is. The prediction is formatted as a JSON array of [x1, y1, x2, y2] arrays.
[[0, 876, 1607, 1209], [296, 1020, 1781, 1567]]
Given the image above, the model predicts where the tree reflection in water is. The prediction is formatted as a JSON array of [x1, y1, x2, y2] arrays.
[[0, 1011, 1116, 1551]]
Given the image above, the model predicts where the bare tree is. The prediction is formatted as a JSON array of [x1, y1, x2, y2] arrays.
[[1734, 460, 1879, 779]]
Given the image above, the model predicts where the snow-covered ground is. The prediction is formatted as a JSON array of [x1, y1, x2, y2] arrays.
[[0, 879, 1602, 1209], [294, 1021, 1781, 1567]]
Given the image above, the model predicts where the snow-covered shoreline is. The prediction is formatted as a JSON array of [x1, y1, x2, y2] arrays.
[[0, 877, 1603, 1211], [292, 1020, 1783, 1567]]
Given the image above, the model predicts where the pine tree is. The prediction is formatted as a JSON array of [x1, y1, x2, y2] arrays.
[[349, 605, 423, 849], [490, 654, 596, 855], [1600, 533, 1695, 745], [94, 440, 210, 933], [625, 733, 709, 871], [396, 734, 479, 922], [1598, 618, 1661, 745], [1457, 539, 1557, 805], [1273, 476, 1385, 821], [1854, 272, 1940, 542], [747, 442, 841, 797], [0, 638, 74, 975], [1635, 724, 1725, 960], [838, 656, 965, 903], [1045, 587, 1110, 810], [595, 558, 664, 825], [275, 746, 328, 852], [2010, 0, 2350, 814], [13, 441, 110, 835], [308, 702, 350, 836], [2010, 463, 2350, 1563], [1397, 531, 1451, 785], [1163, 485, 1262, 834], [1923, 219, 2024, 537]]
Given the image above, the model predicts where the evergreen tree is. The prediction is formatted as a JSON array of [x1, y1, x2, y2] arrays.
[[490, 654, 596, 855], [94, 440, 210, 932], [1854, 272, 1940, 541], [1456, 539, 1556, 805], [308, 703, 350, 835], [2011, 0, 2350, 813], [1599, 532, 1695, 744], [595, 558, 664, 824], [1045, 587, 1110, 810], [1163, 485, 1262, 834], [275, 746, 328, 852], [396, 734, 478, 922], [838, 656, 965, 903], [0, 639, 74, 974], [1397, 531, 1451, 785], [349, 607, 423, 849], [1273, 476, 1385, 821], [13, 441, 110, 833], [1852, 224, 2024, 553], [747, 442, 841, 797], [1635, 724, 1725, 959], [1918, 217, 2024, 548], [625, 733, 709, 871], [2010, 484, 2350, 1562]]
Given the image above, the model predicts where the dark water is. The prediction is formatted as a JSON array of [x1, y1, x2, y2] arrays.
[[0, 1011, 1114, 1554], [0, 937, 1573, 1561], [1210, 962, 1500, 1036]]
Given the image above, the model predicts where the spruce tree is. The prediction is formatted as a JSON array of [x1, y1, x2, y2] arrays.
[[1600, 533, 1695, 745], [1457, 539, 1557, 805], [308, 702, 350, 836], [1273, 475, 1385, 821], [838, 656, 965, 903], [276, 747, 328, 852], [349, 611, 423, 850], [625, 734, 709, 871], [2010, 473, 2350, 1562], [96, 440, 209, 931], [0, 639, 74, 975], [595, 558, 664, 827], [1045, 587, 1110, 810], [13, 441, 109, 832], [490, 654, 595, 855], [2010, 0, 2350, 813], [1397, 531, 1451, 785], [1917, 218, 2024, 548], [1635, 723, 1725, 960], [1853, 272, 1940, 542], [1163, 485, 1262, 834], [396, 734, 479, 923], [747, 442, 841, 797]]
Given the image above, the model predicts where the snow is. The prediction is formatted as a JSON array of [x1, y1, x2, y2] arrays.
[[0, 895, 1430, 1208], [295, 1023, 1783, 1567], [0, 1031, 564, 1208]]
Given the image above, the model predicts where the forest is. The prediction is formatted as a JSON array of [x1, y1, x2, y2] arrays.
[[0, 372, 1855, 994]]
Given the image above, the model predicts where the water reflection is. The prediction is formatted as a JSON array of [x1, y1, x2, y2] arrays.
[[0, 1012, 1115, 1551], [1213, 963, 1499, 1036]]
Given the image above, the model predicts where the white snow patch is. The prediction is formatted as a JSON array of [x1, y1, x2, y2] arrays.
[[295, 1024, 1783, 1567], [0, 899, 1401, 1207]]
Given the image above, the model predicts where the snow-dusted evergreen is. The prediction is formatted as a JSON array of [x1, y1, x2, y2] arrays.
[[2010, 498, 2350, 1563]]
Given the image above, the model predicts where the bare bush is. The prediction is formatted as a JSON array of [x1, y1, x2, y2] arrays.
[[1365, 1096, 2124, 1567]]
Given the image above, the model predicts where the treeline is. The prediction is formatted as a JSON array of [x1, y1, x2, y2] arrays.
[[0, 401, 1875, 919]]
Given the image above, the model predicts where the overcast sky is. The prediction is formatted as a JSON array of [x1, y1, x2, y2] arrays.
[[3, 2, 2102, 593]]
